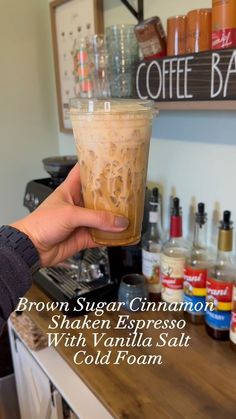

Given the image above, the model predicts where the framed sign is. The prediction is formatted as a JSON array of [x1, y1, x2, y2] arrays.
[[50, 0, 104, 133]]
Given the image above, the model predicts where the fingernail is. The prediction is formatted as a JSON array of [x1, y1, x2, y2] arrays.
[[114, 216, 129, 229]]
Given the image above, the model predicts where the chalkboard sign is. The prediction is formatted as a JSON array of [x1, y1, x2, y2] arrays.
[[136, 48, 236, 102]]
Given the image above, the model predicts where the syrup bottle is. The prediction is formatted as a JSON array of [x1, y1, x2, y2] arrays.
[[161, 197, 190, 303], [142, 188, 163, 301], [205, 211, 235, 340], [184, 203, 210, 324], [230, 284, 236, 351]]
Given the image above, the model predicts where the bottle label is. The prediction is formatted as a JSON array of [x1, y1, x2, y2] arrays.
[[149, 211, 158, 223], [212, 28, 236, 50], [183, 266, 207, 314], [205, 277, 233, 330], [230, 311, 236, 344], [161, 254, 185, 303], [230, 285, 236, 344], [139, 38, 162, 57], [142, 250, 161, 293]]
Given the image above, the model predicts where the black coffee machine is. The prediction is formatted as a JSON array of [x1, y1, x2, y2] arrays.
[[24, 156, 149, 314]]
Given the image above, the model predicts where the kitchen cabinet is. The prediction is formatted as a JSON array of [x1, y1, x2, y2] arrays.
[[9, 329, 64, 419], [8, 319, 113, 419], [0, 326, 20, 419]]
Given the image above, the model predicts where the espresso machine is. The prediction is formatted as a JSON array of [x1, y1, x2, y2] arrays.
[[24, 156, 149, 315]]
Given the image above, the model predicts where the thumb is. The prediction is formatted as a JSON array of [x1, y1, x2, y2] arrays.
[[68, 206, 129, 232]]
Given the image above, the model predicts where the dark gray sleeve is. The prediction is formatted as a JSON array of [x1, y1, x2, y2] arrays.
[[0, 245, 34, 334]]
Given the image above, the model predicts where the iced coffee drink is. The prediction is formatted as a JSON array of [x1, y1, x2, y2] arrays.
[[70, 99, 154, 246]]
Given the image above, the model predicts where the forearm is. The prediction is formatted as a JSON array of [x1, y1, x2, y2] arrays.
[[0, 226, 40, 333]]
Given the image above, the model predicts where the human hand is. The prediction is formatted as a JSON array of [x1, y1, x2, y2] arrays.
[[11, 164, 129, 267]]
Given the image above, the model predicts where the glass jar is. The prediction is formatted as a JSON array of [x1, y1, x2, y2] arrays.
[[134, 17, 167, 60], [167, 15, 186, 56], [186, 9, 212, 53], [118, 274, 148, 311]]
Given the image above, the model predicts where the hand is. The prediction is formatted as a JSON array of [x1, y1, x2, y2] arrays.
[[11, 164, 129, 267]]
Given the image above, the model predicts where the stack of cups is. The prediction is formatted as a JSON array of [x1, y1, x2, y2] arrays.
[[105, 24, 139, 98], [87, 35, 110, 98], [73, 35, 110, 98], [73, 37, 94, 98]]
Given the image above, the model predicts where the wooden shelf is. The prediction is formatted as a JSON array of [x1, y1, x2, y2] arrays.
[[154, 101, 236, 111], [137, 49, 236, 106]]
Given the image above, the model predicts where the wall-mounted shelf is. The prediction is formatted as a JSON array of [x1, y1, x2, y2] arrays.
[[136, 48, 236, 110], [154, 101, 236, 111]]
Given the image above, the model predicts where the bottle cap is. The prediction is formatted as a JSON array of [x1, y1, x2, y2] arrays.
[[149, 187, 159, 205], [220, 210, 233, 230], [170, 197, 183, 237], [195, 202, 207, 226], [171, 197, 182, 216], [218, 210, 233, 251]]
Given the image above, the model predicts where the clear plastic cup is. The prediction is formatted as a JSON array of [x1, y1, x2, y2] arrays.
[[73, 35, 110, 98], [70, 98, 156, 246], [105, 24, 136, 38], [105, 25, 139, 98], [73, 37, 94, 98], [109, 73, 135, 98]]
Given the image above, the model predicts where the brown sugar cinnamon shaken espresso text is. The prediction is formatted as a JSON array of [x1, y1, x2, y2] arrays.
[[70, 98, 155, 246]]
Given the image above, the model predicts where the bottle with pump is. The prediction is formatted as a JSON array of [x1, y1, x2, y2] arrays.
[[184, 203, 210, 324], [205, 211, 235, 340], [142, 188, 163, 301], [161, 197, 190, 304]]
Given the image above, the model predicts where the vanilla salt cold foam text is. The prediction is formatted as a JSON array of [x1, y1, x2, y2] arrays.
[[70, 99, 155, 246]]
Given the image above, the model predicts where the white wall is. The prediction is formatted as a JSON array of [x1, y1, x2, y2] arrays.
[[57, 0, 236, 249], [0, 0, 59, 224]]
